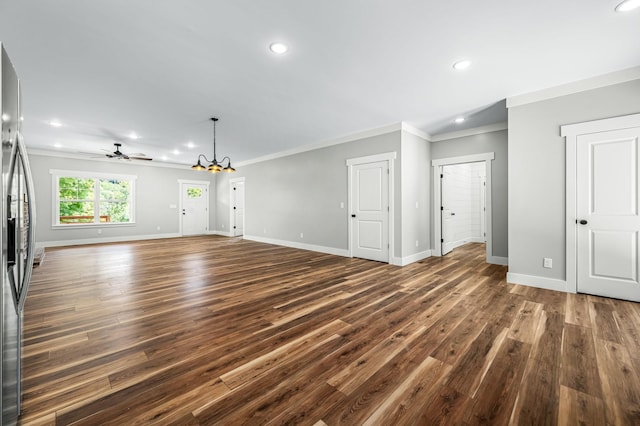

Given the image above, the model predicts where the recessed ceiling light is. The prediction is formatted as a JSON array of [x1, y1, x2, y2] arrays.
[[616, 0, 640, 11], [53, 143, 62, 148], [161, 155, 168, 161], [172, 149, 180, 155], [186, 141, 195, 149], [48, 119, 62, 127], [269, 42, 288, 54], [454, 117, 465, 124], [1, 113, 9, 122], [453, 60, 471, 70], [128, 132, 139, 140]]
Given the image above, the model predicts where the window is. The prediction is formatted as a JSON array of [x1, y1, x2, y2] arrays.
[[51, 170, 136, 226], [186, 187, 202, 198]]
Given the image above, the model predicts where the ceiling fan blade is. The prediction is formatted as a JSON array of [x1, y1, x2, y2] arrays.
[[129, 156, 153, 161]]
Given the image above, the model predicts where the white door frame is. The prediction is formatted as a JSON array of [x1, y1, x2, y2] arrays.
[[346, 152, 396, 264], [178, 179, 210, 236], [432, 153, 498, 263], [229, 177, 245, 237], [561, 112, 640, 294]]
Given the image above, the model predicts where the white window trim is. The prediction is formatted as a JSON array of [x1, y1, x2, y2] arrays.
[[50, 169, 137, 228]]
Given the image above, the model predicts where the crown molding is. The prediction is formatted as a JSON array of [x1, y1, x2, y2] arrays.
[[401, 122, 431, 141], [506, 66, 640, 108], [236, 122, 403, 167], [430, 122, 508, 142], [28, 148, 194, 170]]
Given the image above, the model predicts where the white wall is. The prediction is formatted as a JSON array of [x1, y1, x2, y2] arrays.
[[216, 130, 402, 257], [508, 78, 640, 285], [400, 130, 431, 262], [215, 127, 431, 264], [29, 153, 215, 246]]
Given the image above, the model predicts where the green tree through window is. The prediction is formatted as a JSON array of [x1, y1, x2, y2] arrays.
[[56, 174, 134, 225]]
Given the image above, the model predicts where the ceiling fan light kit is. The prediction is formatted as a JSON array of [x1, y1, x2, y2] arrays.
[[191, 117, 236, 173]]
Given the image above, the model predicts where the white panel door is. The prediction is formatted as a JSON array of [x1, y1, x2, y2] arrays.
[[577, 127, 640, 301], [181, 183, 208, 236], [232, 182, 245, 236], [352, 161, 389, 262], [441, 169, 455, 255]]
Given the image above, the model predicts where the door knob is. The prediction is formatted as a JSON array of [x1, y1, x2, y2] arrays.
[[451, 212, 456, 216], [351, 214, 356, 218], [579, 219, 588, 225]]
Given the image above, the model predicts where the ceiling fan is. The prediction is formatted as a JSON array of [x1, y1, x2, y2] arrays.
[[105, 143, 152, 161]]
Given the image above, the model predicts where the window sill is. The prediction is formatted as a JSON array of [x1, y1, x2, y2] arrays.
[[52, 222, 136, 230]]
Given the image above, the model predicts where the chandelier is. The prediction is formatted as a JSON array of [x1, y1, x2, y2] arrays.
[[191, 117, 235, 173]]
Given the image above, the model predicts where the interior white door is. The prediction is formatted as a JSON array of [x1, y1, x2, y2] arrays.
[[577, 127, 640, 301], [351, 161, 389, 262], [232, 182, 245, 236], [441, 168, 455, 255], [181, 183, 208, 236]]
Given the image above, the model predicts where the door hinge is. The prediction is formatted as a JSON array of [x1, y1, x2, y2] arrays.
[[387, 206, 389, 212], [440, 173, 443, 178], [387, 169, 390, 174], [441, 238, 444, 243], [441, 206, 444, 211]]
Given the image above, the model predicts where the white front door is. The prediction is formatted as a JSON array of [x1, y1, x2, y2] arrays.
[[441, 168, 455, 255], [351, 161, 389, 262], [232, 181, 245, 236], [181, 182, 209, 236], [577, 127, 640, 301]]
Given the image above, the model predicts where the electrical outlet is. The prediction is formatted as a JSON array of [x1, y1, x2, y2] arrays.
[[415, 240, 419, 247], [264, 228, 267, 234], [156, 226, 161, 231], [543, 258, 552, 268], [340, 202, 344, 209], [300, 233, 304, 239], [221, 224, 224, 228], [97, 229, 102, 235]]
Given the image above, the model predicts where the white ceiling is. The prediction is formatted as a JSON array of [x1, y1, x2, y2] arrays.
[[1, 0, 639, 165]]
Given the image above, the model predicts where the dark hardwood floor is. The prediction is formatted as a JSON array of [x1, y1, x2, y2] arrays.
[[19, 237, 640, 425]]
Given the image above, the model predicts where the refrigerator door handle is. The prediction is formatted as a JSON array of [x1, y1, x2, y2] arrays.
[[15, 132, 36, 313]]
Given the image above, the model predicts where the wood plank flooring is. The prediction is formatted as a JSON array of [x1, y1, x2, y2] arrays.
[[19, 237, 640, 425]]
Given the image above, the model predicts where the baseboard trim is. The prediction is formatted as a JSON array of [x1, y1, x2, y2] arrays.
[[243, 235, 349, 257], [36, 233, 182, 249], [392, 250, 432, 266], [507, 272, 571, 293], [487, 256, 508, 266], [209, 230, 233, 237]]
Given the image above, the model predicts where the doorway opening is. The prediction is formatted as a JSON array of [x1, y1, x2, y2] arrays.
[[440, 161, 486, 256], [432, 152, 503, 264]]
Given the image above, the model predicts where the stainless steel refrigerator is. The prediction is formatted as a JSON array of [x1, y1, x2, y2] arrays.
[[1, 43, 36, 425]]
